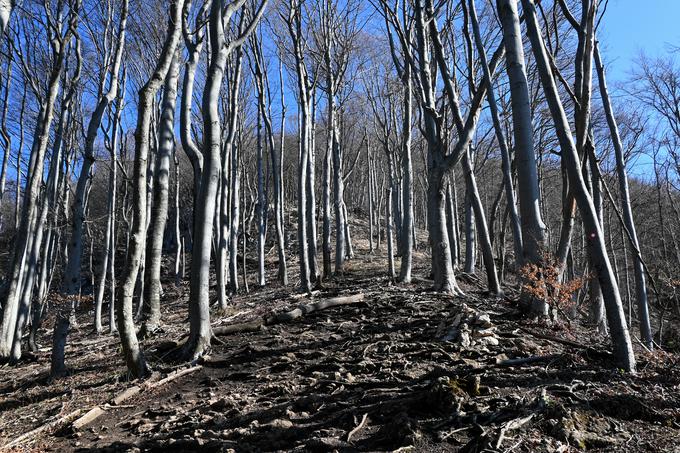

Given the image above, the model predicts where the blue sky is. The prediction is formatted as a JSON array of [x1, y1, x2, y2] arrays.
[[596, 0, 680, 179], [597, 0, 680, 82]]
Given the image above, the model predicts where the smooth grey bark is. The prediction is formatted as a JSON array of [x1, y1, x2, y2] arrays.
[[14, 77, 76, 362], [217, 132, 231, 304], [450, 172, 460, 267], [496, 0, 547, 313], [343, 203, 353, 259], [275, 59, 288, 284], [331, 104, 346, 274], [180, 0, 210, 198], [92, 3, 128, 334], [255, 87, 266, 287], [119, 0, 185, 378], [286, 0, 312, 293], [471, 0, 523, 266], [184, 0, 267, 359], [588, 154, 607, 332], [463, 180, 476, 274], [462, 147, 502, 296], [445, 180, 458, 270], [0, 0, 12, 36], [142, 51, 180, 335], [398, 69, 413, 283], [307, 93, 318, 282], [110, 92, 124, 334], [521, 0, 635, 372], [0, 57, 11, 228], [228, 52, 245, 296], [594, 42, 653, 349], [384, 0, 504, 293], [173, 151, 181, 285], [0, 2, 78, 361], [63, 0, 127, 321], [367, 133, 375, 254], [95, 72, 125, 334], [252, 32, 286, 285], [13, 88, 25, 232], [386, 188, 395, 279], [240, 152, 249, 293], [322, 116, 332, 277]]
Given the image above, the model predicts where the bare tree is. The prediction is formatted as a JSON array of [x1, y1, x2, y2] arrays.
[[118, 0, 185, 378], [594, 41, 653, 349], [183, 0, 267, 359], [521, 0, 635, 371], [141, 48, 180, 336], [495, 0, 547, 312], [0, 0, 81, 363]]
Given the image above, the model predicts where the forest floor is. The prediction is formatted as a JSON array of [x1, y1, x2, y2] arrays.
[[1, 224, 680, 452]]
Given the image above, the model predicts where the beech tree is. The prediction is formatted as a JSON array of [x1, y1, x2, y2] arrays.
[[1, 0, 672, 398], [118, 0, 186, 378], [0, 0, 81, 363], [182, 0, 267, 360], [521, 0, 635, 371]]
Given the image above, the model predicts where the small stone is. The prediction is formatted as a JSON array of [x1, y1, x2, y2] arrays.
[[474, 313, 493, 327]]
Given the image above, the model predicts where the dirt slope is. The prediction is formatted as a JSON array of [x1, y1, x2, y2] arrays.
[[1, 248, 679, 452]]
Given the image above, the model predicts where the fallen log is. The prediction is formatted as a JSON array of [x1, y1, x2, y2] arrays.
[[3, 409, 82, 449], [69, 365, 202, 432], [497, 354, 563, 367], [111, 385, 142, 405], [148, 365, 202, 389], [213, 293, 365, 336], [72, 407, 106, 430]]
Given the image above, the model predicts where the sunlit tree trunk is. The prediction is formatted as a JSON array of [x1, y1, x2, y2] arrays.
[[118, 0, 184, 377], [594, 42, 653, 349], [521, 0, 635, 372], [142, 50, 180, 335], [495, 0, 547, 312]]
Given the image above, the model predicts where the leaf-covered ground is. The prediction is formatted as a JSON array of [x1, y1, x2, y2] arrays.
[[1, 230, 679, 452]]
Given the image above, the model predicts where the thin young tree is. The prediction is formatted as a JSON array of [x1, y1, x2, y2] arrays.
[[594, 41, 653, 349]]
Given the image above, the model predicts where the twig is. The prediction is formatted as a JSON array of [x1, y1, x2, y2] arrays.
[[495, 414, 534, 449], [346, 413, 369, 443]]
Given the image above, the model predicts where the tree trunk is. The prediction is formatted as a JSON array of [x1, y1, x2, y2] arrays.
[[496, 0, 548, 313], [398, 72, 414, 283], [594, 42, 653, 348], [119, 0, 184, 377], [472, 0, 523, 266], [185, 0, 266, 358], [387, 189, 395, 279], [142, 50, 180, 335], [521, 0, 635, 372], [256, 96, 266, 287], [0, 15, 73, 361], [322, 129, 333, 277], [462, 147, 502, 296], [463, 178, 476, 274]]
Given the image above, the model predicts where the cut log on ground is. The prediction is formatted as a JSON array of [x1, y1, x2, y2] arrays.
[[69, 365, 203, 431], [3, 409, 82, 449], [213, 293, 365, 336]]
